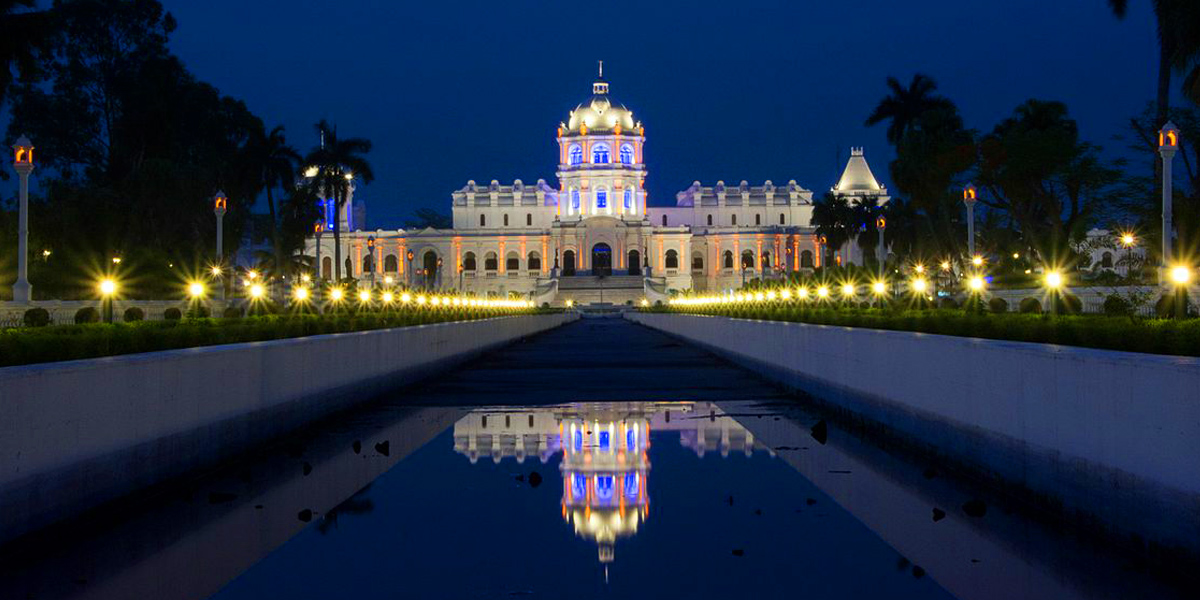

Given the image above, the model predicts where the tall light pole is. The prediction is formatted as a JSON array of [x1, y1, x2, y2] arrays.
[[875, 215, 886, 280], [12, 136, 34, 303], [1159, 122, 1179, 286], [213, 191, 228, 301], [406, 249, 414, 288], [314, 222, 323, 281], [963, 183, 977, 261], [367, 236, 376, 288]]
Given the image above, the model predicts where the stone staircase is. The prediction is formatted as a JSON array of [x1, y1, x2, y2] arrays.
[[557, 275, 645, 306]]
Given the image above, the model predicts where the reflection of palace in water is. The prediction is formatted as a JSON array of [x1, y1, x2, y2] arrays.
[[453, 402, 767, 564]]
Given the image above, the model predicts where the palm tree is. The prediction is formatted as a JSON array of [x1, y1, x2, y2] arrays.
[[243, 124, 301, 286], [864, 74, 955, 145], [0, 0, 53, 107], [1108, 1, 1200, 122], [304, 119, 373, 282]]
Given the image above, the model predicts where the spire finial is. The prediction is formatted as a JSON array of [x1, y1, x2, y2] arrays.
[[598, 60, 603, 78]]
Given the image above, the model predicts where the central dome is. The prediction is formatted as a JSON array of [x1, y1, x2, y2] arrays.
[[562, 77, 642, 136]]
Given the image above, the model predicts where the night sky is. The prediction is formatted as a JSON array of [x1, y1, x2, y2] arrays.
[[149, 2, 1160, 227]]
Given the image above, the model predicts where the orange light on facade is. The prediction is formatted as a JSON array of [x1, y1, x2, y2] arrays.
[[1159, 127, 1179, 148], [13, 136, 34, 165], [963, 183, 977, 203], [876, 216, 886, 230]]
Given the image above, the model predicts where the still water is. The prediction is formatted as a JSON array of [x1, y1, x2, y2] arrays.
[[1, 399, 1186, 600]]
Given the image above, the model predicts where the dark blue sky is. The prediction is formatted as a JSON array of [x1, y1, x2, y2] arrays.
[[158, 0, 1159, 229]]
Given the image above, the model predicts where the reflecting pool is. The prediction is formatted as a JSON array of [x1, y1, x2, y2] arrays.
[[2, 398, 1189, 599]]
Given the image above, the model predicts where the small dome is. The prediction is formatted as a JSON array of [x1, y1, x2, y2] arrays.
[[562, 77, 642, 136]]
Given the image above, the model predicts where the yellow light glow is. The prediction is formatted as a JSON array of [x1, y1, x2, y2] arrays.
[[188, 282, 205, 298], [641, 299, 649, 306], [210, 266, 222, 277], [766, 290, 776, 301], [1120, 233, 1135, 247], [294, 287, 310, 301], [247, 270, 258, 280], [754, 292, 765, 302], [401, 292, 412, 303], [1170, 265, 1192, 285], [112, 257, 122, 264], [358, 290, 371, 303], [841, 284, 855, 297], [872, 281, 886, 295], [1044, 271, 1063, 289], [940, 261, 951, 271], [249, 284, 265, 299], [384, 276, 394, 285], [781, 289, 792, 300], [914, 264, 924, 274], [912, 278, 928, 293], [99, 279, 117, 296], [817, 286, 830, 298], [453, 297, 461, 306], [798, 288, 810, 299], [1012, 253, 1020, 260], [417, 295, 428, 305], [382, 291, 394, 303], [968, 276, 984, 291], [971, 256, 983, 267], [330, 288, 344, 301], [301, 274, 311, 283], [432, 297, 441, 306], [565, 299, 574, 308]]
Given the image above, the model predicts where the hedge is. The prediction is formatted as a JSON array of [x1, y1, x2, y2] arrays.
[[652, 304, 1200, 358], [0, 307, 549, 368]]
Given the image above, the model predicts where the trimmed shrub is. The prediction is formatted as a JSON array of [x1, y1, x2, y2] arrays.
[[1155, 291, 1194, 318], [1102, 295, 1134, 317], [1018, 297, 1043, 314], [223, 306, 244, 319], [23, 307, 51, 327], [123, 307, 145, 322], [186, 305, 211, 319], [988, 297, 1009, 314], [1061, 293, 1083, 315], [163, 307, 182, 321], [938, 297, 959, 310], [75, 307, 100, 324]]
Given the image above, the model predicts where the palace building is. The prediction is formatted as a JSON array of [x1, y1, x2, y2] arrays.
[[305, 70, 888, 306]]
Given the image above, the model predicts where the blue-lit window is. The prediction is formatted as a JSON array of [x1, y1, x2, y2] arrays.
[[624, 473, 639, 500], [572, 473, 586, 499], [599, 430, 610, 451], [623, 190, 632, 210], [574, 429, 583, 452], [568, 144, 583, 165], [596, 190, 607, 209], [596, 475, 614, 501], [626, 429, 635, 451], [619, 144, 634, 165], [571, 190, 580, 210], [592, 144, 610, 164]]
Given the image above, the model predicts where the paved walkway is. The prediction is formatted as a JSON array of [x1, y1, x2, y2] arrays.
[[401, 315, 788, 405]]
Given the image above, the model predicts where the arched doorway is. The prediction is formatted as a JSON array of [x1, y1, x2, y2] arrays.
[[563, 250, 576, 276], [422, 251, 439, 288], [628, 249, 641, 276], [592, 243, 612, 276]]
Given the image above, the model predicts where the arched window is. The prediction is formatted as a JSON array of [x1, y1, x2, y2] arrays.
[[800, 250, 814, 268], [568, 144, 583, 165], [528, 251, 541, 271], [779, 213, 786, 225], [628, 249, 641, 275], [322, 256, 332, 280], [761, 252, 771, 268], [692, 252, 704, 271], [571, 190, 580, 210], [665, 249, 679, 269], [480, 214, 486, 227], [723, 250, 734, 269], [384, 254, 398, 272], [526, 213, 532, 226], [624, 189, 633, 210], [662, 215, 668, 226], [484, 252, 498, 271], [707, 214, 713, 226], [732, 214, 738, 226], [755, 214, 761, 226], [506, 252, 520, 271], [741, 250, 754, 269], [592, 143, 610, 164], [463, 252, 477, 271], [503, 214, 509, 227], [362, 254, 373, 273], [345, 257, 352, 276], [1101, 252, 1114, 268], [563, 250, 576, 276], [619, 144, 634, 165], [596, 189, 607, 208]]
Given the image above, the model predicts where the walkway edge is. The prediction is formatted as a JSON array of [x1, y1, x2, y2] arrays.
[[0, 313, 578, 545]]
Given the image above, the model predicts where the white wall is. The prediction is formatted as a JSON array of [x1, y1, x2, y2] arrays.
[[0, 313, 575, 544], [627, 313, 1200, 526]]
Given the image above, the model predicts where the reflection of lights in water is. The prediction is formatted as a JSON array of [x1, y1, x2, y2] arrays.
[[452, 402, 767, 567]]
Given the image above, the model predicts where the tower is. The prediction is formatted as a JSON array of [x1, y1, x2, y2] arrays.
[[556, 66, 646, 221]]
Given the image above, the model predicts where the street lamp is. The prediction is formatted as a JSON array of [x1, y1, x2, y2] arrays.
[[406, 249, 415, 288], [12, 135, 34, 303], [1159, 122, 1180, 286], [1169, 264, 1191, 319], [99, 278, 116, 323], [214, 191, 228, 300], [1044, 270, 1064, 315], [963, 183, 978, 260], [314, 222, 324, 281], [875, 216, 886, 279], [367, 236, 376, 288], [1119, 232, 1136, 280]]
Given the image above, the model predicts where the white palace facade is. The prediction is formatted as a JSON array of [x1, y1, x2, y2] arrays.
[[305, 72, 888, 306]]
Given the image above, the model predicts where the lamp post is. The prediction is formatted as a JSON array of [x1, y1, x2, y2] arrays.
[[1120, 232, 1136, 281], [406, 249, 414, 288], [437, 257, 443, 289], [213, 191, 228, 300], [314, 223, 324, 282], [1159, 122, 1179, 286], [875, 215, 886, 280], [963, 183, 977, 260], [367, 236, 376, 288], [12, 136, 34, 303]]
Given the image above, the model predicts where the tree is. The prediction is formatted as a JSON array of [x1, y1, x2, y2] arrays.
[[811, 192, 870, 265], [303, 120, 373, 281], [0, 0, 54, 109], [864, 74, 956, 145], [404, 207, 452, 230], [1108, 0, 1200, 125], [242, 124, 301, 284]]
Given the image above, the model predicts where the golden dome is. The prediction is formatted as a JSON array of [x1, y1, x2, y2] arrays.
[[561, 78, 642, 137]]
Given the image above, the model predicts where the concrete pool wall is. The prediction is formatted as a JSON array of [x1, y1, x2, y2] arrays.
[[0, 313, 576, 544], [627, 312, 1200, 554]]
